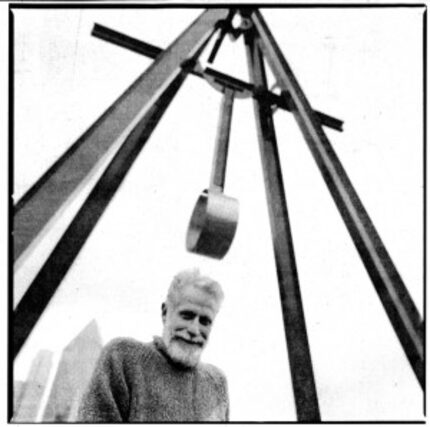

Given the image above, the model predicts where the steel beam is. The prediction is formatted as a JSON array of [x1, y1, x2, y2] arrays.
[[13, 8, 230, 358], [249, 9, 424, 388], [13, 9, 230, 265], [245, 31, 321, 421], [211, 88, 235, 191], [91, 23, 343, 132]]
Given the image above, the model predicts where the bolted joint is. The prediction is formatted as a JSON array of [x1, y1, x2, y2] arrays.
[[180, 57, 199, 72], [253, 86, 276, 108], [239, 17, 253, 31], [281, 90, 296, 111], [227, 11, 254, 41]]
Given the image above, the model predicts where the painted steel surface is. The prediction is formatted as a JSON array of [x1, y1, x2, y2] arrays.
[[245, 30, 321, 421], [187, 88, 239, 259], [250, 8, 424, 389], [13, 9, 230, 265], [91, 23, 343, 130], [186, 190, 239, 259], [14, 8, 230, 358]]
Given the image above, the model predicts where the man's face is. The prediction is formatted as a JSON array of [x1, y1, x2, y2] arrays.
[[162, 286, 216, 368]]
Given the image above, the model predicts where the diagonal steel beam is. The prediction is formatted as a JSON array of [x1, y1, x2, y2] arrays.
[[13, 8, 230, 358], [13, 9, 230, 265], [249, 8, 424, 389], [245, 30, 321, 421], [91, 23, 343, 132]]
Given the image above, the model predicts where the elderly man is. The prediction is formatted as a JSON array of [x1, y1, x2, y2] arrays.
[[78, 269, 229, 422]]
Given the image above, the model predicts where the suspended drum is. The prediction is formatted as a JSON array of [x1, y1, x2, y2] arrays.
[[186, 88, 239, 259]]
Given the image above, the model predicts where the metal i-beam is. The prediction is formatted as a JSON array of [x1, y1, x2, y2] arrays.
[[13, 8, 230, 358], [211, 88, 235, 191], [249, 9, 424, 388], [13, 9, 230, 265], [245, 30, 321, 422], [91, 23, 343, 132]]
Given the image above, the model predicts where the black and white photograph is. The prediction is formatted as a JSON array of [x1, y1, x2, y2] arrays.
[[7, 2, 425, 423]]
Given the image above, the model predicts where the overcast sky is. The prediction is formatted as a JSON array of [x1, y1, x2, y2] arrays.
[[12, 5, 424, 421]]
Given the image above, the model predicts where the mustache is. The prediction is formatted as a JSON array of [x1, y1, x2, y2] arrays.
[[173, 335, 204, 347]]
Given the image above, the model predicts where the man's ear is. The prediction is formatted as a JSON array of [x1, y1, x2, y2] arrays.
[[161, 302, 167, 323]]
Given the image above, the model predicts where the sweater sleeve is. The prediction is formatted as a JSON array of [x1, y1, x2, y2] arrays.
[[78, 339, 131, 422], [221, 372, 230, 421], [205, 364, 230, 421]]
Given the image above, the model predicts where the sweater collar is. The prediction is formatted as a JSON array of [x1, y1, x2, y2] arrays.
[[153, 336, 197, 371]]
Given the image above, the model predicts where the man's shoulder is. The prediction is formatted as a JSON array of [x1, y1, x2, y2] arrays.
[[199, 362, 229, 405], [101, 337, 154, 361], [199, 362, 228, 384]]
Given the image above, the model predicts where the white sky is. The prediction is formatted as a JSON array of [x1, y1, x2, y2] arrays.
[[10, 5, 424, 422]]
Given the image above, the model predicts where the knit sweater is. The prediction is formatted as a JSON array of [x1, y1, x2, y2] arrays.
[[77, 336, 229, 422]]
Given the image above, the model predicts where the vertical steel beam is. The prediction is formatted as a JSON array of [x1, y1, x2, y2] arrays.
[[13, 9, 230, 264], [249, 9, 424, 388], [245, 31, 321, 421], [13, 8, 230, 359], [211, 88, 235, 191]]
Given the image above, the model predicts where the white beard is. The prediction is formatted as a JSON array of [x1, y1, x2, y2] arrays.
[[165, 337, 203, 368]]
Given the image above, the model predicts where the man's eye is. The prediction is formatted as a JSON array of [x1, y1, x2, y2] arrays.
[[200, 317, 212, 327], [180, 311, 195, 320]]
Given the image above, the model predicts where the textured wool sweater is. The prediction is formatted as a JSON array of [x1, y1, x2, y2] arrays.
[[78, 336, 229, 422]]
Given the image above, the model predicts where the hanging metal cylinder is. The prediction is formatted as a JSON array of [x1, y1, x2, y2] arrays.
[[186, 87, 239, 259]]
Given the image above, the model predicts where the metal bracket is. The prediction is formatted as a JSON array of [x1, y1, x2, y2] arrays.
[[90, 23, 343, 131]]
